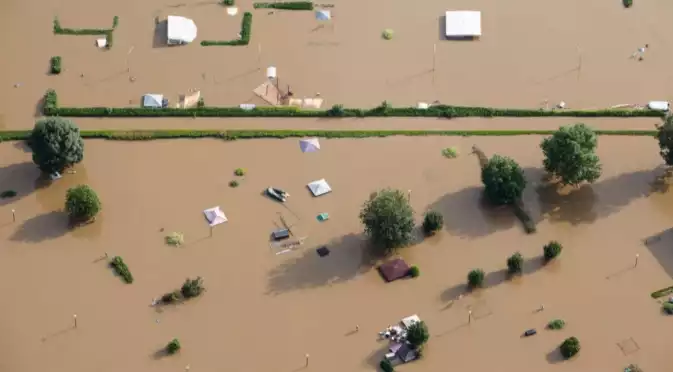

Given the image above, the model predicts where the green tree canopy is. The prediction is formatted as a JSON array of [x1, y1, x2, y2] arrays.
[[359, 189, 414, 255], [406, 321, 429, 348], [656, 116, 673, 166], [30, 117, 84, 174], [541, 123, 601, 186], [481, 155, 527, 205], [65, 185, 101, 222]]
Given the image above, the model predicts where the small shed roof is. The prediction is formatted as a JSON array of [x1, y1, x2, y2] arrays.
[[378, 258, 410, 282], [167, 15, 197, 44], [445, 11, 481, 37]]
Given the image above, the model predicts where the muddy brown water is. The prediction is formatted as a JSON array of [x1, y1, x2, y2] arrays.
[[2, 0, 673, 128], [1, 136, 673, 372]]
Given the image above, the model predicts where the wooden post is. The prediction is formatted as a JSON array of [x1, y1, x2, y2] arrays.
[[73, 314, 78, 328], [11, 209, 15, 222]]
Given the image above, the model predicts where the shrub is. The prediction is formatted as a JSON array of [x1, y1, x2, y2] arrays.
[[543, 241, 563, 261], [221, 0, 235, 5], [201, 12, 252, 46], [166, 338, 181, 354], [406, 321, 429, 347], [663, 302, 673, 314], [50, 56, 62, 74], [30, 117, 84, 174], [467, 269, 485, 288], [359, 189, 415, 256], [380, 359, 394, 372], [181, 277, 205, 298], [253, 1, 314, 10], [625, 364, 642, 372], [656, 115, 673, 166], [327, 104, 345, 117], [0, 190, 17, 199], [161, 290, 181, 304], [109, 256, 133, 283], [623, 0, 632, 7], [197, 96, 205, 108], [481, 155, 527, 205], [559, 337, 580, 359], [165, 232, 184, 246], [229, 180, 240, 188], [441, 147, 458, 158], [506, 252, 524, 275], [408, 265, 420, 278], [382, 29, 394, 40], [651, 285, 673, 299], [234, 168, 246, 176], [422, 210, 444, 235], [65, 185, 101, 223], [547, 319, 566, 330], [541, 123, 602, 186]]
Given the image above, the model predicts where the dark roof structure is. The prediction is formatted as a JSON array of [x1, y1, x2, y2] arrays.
[[378, 258, 410, 282]]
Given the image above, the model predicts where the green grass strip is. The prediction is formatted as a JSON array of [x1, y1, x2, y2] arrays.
[[253, 1, 314, 10], [651, 285, 673, 298], [201, 12, 252, 46], [109, 256, 134, 284], [0, 129, 658, 143]]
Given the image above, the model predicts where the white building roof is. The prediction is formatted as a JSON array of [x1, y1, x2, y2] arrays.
[[142, 94, 164, 108], [445, 11, 481, 37], [167, 15, 197, 44]]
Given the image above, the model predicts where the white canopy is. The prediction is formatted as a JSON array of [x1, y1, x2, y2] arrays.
[[401, 314, 421, 329], [142, 94, 164, 108], [167, 15, 197, 45], [648, 101, 670, 112], [307, 179, 332, 197], [203, 206, 227, 227], [299, 138, 321, 152], [315, 10, 331, 21], [445, 11, 481, 37]]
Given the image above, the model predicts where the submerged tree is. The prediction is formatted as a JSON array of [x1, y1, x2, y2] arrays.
[[541, 123, 601, 186], [656, 116, 673, 166], [481, 155, 527, 205], [406, 321, 430, 348], [359, 189, 414, 255], [65, 185, 101, 223], [30, 117, 84, 174]]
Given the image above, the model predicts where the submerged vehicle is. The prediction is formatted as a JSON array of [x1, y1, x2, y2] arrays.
[[266, 187, 290, 202]]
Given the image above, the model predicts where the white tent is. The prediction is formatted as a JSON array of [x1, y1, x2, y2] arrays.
[[299, 138, 321, 153], [203, 206, 227, 227], [315, 10, 331, 21], [142, 94, 164, 108], [167, 15, 198, 45], [307, 179, 332, 197], [445, 11, 481, 38]]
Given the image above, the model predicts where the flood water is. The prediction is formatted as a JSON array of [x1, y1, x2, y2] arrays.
[[2, 0, 673, 128], [1, 136, 673, 372]]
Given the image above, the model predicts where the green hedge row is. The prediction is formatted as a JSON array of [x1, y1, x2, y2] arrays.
[[53, 16, 118, 48], [0, 129, 658, 143], [41, 90, 664, 119], [253, 1, 314, 10], [651, 285, 673, 298], [50, 56, 62, 74], [109, 256, 133, 283], [201, 12, 252, 46]]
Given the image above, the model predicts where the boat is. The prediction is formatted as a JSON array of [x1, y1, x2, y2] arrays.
[[266, 187, 290, 202]]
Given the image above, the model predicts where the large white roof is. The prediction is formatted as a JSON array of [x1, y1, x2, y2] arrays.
[[445, 11, 481, 37], [167, 15, 197, 44]]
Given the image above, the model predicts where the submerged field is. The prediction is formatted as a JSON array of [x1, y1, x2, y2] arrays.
[[2, 0, 673, 128], [1, 136, 673, 372]]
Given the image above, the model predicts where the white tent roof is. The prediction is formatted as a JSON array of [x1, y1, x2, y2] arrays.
[[142, 94, 164, 108], [316, 10, 331, 21], [445, 11, 481, 37], [307, 179, 332, 197], [299, 138, 321, 152], [203, 206, 227, 227], [167, 15, 197, 44]]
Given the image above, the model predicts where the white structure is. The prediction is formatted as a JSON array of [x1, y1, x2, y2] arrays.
[[167, 16, 198, 45], [299, 138, 321, 153], [142, 94, 164, 108], [266, 66, 277, 80], [315, 10, 331, 21], [445, 11, 481, 38], [203, 206, 228, 227], [401, 314, 421, 329], [307, 179, 332, 197], [648, 101, 670, 112]]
